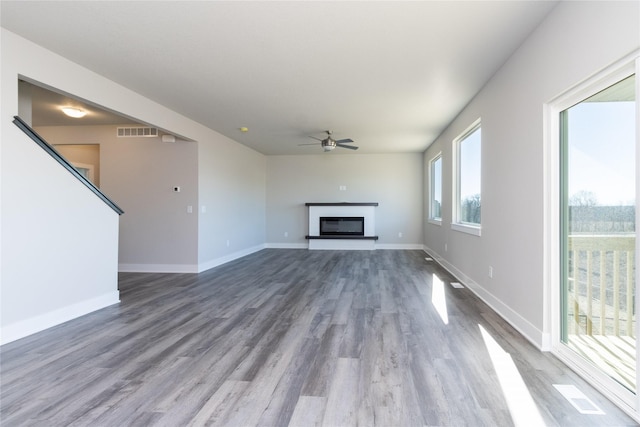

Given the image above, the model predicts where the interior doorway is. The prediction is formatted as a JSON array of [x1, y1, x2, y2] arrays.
[[53, 144, 100, 187]]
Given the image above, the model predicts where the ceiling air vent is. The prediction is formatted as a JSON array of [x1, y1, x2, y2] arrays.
[[117, 126, 159, 137]]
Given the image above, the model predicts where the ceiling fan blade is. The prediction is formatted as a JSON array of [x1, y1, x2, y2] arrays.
[[298, 143, 320, 146], [336, 143, 359, 150], [308, 136, 324, 141], [334, 138, 353, 144]]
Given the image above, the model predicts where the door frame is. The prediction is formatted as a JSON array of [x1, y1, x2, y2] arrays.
[[544, 50, 640, 419]]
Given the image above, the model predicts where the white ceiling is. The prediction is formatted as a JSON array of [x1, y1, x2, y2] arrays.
[[1, 1, 558, 155]]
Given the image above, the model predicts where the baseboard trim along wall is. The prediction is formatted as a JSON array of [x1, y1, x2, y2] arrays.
[[265, 243, 425, 250], [0, 291, 120, 345], [197, 244, 266, 273], [423, 245, 545, 350], [119, 245, 268, 274], [376, 243, 424, 250], [265, 243, 309, 249], [119, 263, 200, 273]]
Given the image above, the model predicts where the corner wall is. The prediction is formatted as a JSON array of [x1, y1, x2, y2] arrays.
[[1, 28, 267, 343], [35, 125, 200, 272]]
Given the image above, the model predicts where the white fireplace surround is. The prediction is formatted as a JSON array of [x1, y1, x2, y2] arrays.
[[306, 203, 378, 250]]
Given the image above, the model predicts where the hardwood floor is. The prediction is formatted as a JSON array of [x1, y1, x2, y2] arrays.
[[1, 249, 637, 426]]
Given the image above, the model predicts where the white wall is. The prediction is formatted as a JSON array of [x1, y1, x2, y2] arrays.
[[1, 28, 267, 342], [266, 153, 423, 248], [197, 136, 267, 271], [36, 125, 200, 272], [1, 121, 120, 345], [423, 1, 639, 348]]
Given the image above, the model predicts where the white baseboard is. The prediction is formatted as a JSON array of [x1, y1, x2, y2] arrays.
[[423, 245, 545, 350], [376, 243, 424, 250], [265, 243, 308, 249], [264, 242, 424, 250], [1, 291, 120, 346], [119, 245, 268, 274], [197, 244, 266, 273], [119, 263, 199, 273]]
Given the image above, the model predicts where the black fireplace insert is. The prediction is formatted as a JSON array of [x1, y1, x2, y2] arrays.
[[319, 217, 364, 236]]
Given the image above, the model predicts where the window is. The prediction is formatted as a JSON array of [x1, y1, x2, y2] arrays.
[[453, 119, 481, 235], [429, 153, 442, 223]]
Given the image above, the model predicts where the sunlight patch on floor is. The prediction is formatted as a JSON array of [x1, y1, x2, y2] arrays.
[[431, 274, 448, 324], [479, 324, 546, 426]]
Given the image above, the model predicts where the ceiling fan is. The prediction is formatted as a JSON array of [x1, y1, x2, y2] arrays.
[[300, 130, 358, 152]]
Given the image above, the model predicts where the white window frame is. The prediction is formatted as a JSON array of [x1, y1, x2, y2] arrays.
[[452, 118, 482, 236], [544, 51, 639, 418], [428, 152, 442, 225]]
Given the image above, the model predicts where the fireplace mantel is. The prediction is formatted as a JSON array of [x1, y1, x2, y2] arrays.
[[305, 202, 379, 207], [306, 235, 378, 240], [306, 202, 378, 250]]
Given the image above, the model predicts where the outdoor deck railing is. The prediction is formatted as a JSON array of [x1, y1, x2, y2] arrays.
[[568, 234, 635, 337]]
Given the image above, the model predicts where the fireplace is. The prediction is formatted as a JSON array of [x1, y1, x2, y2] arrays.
[[320, 217, 364, 236], [306, 202, 378, 250]]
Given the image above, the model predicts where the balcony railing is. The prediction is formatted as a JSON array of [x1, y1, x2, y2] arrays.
[[567, 234, 636, 391], [568, 234, 635, 337]]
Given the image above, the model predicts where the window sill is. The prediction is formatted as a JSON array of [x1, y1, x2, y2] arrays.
[[451, 222, 481, 236], [428, 218, 442, 226]]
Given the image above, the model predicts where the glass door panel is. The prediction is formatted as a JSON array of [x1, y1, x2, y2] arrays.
[[561, 75, 636, 393]]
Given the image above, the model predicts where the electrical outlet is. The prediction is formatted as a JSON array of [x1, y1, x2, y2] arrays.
[[187, 205, 193, 214], [284, 231, 288, 238], [445, 243, 448, 252], [226, 240, 230, 247], [398, 232, 403, 238]]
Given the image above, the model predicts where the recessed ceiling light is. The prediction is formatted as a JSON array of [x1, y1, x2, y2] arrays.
[[61, 107, 87, 118]]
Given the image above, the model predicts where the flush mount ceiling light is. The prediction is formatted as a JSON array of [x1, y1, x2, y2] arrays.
[[61, 107, 87, 118]]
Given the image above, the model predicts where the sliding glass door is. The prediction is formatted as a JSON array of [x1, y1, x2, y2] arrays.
[[560, 74, 637, 394]]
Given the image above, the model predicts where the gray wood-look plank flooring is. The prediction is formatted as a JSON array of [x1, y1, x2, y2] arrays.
[[1, 249, 637, 426]]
